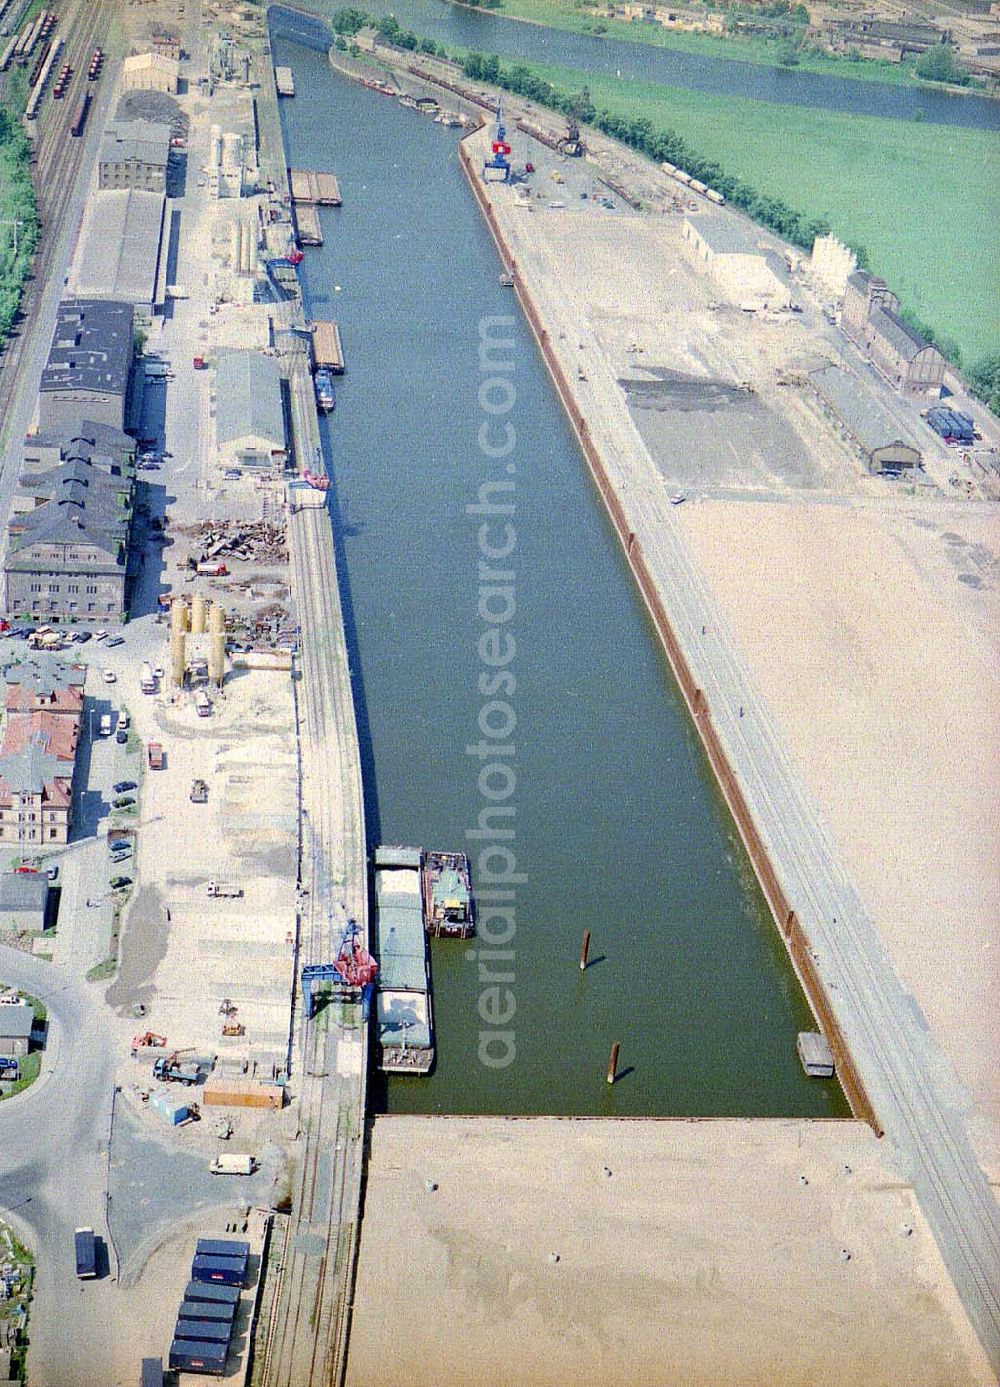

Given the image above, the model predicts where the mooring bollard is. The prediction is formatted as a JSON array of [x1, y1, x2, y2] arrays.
[[579, 929, 591, 972], [606, 1041, 620, 1085]]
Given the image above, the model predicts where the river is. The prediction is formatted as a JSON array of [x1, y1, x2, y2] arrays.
[[274, 32, 849, 1118], [272, 2, 1000, 130]]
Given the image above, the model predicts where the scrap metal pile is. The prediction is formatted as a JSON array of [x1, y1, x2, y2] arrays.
[[175, 519, 288, 566]]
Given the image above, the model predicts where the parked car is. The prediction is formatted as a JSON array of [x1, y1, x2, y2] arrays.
[[106, 636, 125, 648], [93, 630, 108, 642], [112, 796, 135, 809], [110, 876, 132, 890], [46, 865, 59, 882], [14, 864, 38, 874], [153, 666, 165, 680], [115, 728, 128, 745], [75, 631, 92, 643], [224, 469, 242, 480], [113, 781, 137, 794], [102, 669, 116, 684]]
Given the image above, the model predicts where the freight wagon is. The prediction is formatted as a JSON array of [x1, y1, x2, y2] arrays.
[[70, 91, 90, 137]]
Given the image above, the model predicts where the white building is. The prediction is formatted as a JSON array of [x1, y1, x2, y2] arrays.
[[121, 50, 180, 94], [682, 215, 794, 311]]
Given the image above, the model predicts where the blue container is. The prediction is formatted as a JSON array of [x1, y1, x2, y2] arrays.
[[196, 1237, 249, 1260], [184, 1279, 240, 1306], [174, 1317, 232, 1345], [178, 1300, 236, 1324], [168, 1339, 227, 1376], [191, 1254, 245, 1286]]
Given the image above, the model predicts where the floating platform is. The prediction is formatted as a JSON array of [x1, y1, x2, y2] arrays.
[[293, 203, 322, 246], [797, 1031, 835, 1078], [274, 65, 294, 97], [311, 320, 345, 374], [373, 847, 434, 1074], [289, 168, 342, 206]]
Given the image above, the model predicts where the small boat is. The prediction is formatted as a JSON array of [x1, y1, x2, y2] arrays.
[[499, 267, 515, 288], [314, 368, 335, 412], [422, 850, 475, 939]]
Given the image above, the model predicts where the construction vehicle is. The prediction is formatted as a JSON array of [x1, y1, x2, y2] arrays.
[[153, 1048, 203, 1086], [221, 1021, 245, 1037], [190, 779, 209, 803], [131, 1032, 167, 1053], [557, 89, 588, 157]]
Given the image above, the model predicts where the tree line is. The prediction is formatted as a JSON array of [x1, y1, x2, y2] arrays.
[[0, 97, 40, 346]]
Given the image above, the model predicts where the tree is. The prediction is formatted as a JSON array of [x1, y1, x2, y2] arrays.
[[968, 352, 1000, 416], [915, 45, 969, 85]]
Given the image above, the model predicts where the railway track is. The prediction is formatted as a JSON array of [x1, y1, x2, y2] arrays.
[[258, 356, 368, 1387], [0, 0, 114, 465]]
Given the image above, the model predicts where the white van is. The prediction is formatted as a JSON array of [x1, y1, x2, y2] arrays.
[[210, 1153, 256, 1176], [99, 713, 112, 737]]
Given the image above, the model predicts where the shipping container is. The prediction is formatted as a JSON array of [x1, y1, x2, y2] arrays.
[[196, 1237, 250, 1260], [74, 1228, 97, 1279], [191, 1254, 246, 1287], [168, 1339, 228, 1375], [173, 1318, 232, 1345], [140, 1359, 163, 1387], [178, 1300, 237, 1324], [202, 1077, 284, 1109], [184, 1279, 240, 1306]]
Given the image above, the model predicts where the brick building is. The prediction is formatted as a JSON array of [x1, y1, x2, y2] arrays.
[[841, 272, 945, 398]]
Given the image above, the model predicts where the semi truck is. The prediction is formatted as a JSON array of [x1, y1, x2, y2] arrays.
[[74, 1227, 97, 1279], [207, 881, 243, 898]]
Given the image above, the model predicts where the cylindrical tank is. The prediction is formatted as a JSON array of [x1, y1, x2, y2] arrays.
[[170, 597, 189, 634], [209, 603, 226, 687], [191, 592, 207, 635], [230, 220, 241, 270]]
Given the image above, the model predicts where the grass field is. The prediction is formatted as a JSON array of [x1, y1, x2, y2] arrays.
[[503, 60, 1000, 364], [471, 0, 926, 86]]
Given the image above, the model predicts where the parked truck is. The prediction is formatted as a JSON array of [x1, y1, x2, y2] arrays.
[[209, 1153, 256, 1176], [153, 1050, 204, 1086], [207, 881, 243, 898], [140, 662, 156, 693], [74, 1227, 97, 1279], [147, 742, 164, 770]]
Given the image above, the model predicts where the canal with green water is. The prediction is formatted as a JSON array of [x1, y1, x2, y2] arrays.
[[274, 31, 849, 1119]]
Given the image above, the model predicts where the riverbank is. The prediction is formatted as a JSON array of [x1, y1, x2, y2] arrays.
[[442, 0, 935, 87]]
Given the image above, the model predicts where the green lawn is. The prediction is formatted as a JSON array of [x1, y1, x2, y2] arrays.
[[0, 1051, 40, 1101], [475, 0, 925, 86], [505, 61, 1000, 364]]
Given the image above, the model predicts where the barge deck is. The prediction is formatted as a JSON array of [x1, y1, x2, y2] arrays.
[[373, 847, 434, 1074]]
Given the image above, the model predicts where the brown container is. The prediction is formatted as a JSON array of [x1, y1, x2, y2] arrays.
[[202, 1079, 284, 1110]]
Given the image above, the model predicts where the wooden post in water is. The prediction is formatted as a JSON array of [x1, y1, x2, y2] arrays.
[[579, 929, 591, 972], [606, 1041, 620, 1085]]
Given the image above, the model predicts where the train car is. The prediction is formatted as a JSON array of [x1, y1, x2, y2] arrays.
[[70, 91, 90, 137]]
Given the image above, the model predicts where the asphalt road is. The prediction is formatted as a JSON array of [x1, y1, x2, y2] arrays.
[[0, 949, 120, 1384]]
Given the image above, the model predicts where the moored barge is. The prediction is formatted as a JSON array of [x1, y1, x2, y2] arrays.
[[373, 847, 434, 1074]]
